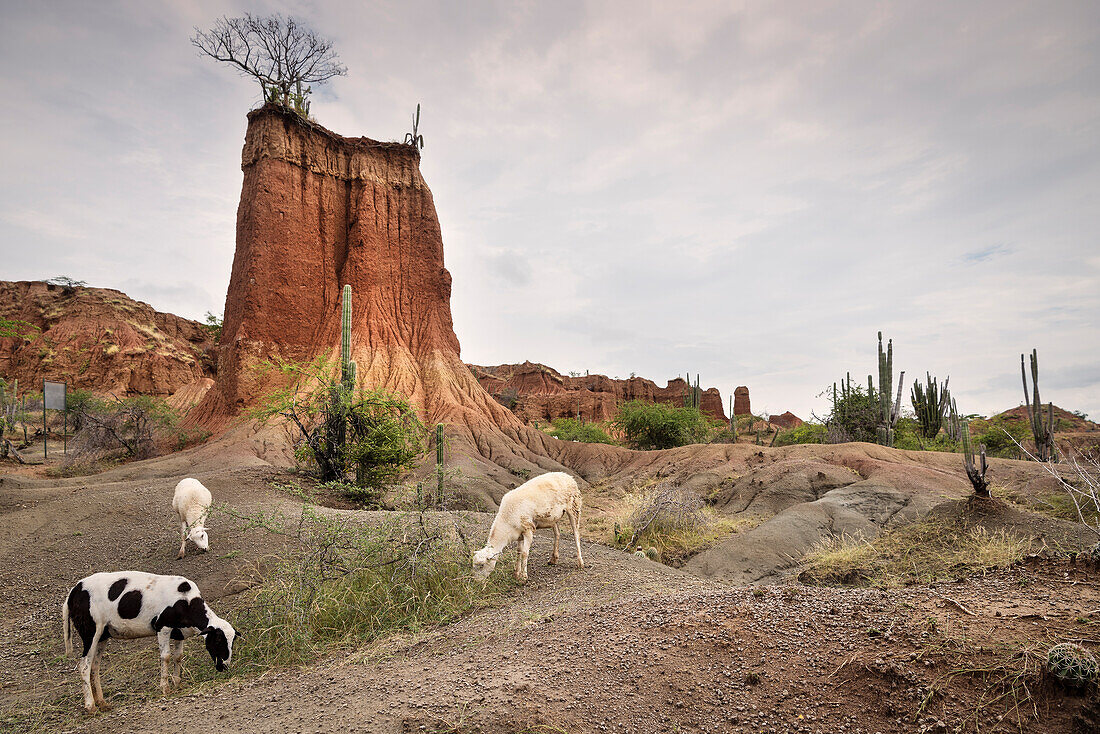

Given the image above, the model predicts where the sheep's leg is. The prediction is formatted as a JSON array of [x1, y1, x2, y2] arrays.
[[568, 509, 585, 569], [79, 624, 105, 713], [91, 638, 111, 710], [169, 638, 184, 687], [177, 521, 188, 559], [549, 523, 560, 565], [158, 630, 174, 694], [516, 525, 533, 582]]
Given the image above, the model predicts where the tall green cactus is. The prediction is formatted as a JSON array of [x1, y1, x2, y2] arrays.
[[950, 402, 989, 496], [435, 423, 445, 509], [683, 373, 701, 410], [911, 372, 950, 440], [1021, 349, 1055, 462], [340, 285, 354, 392], [870, 332, 904, 447]]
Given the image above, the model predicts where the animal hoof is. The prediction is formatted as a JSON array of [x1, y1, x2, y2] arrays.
[[548, 559, 558, 566], [97, 702, 114, 712], [85, 705, 98, 715], [176, 552, 185, 560]]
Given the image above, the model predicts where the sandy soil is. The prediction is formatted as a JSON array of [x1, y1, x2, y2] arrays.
[[2, 445, 1098, 733]]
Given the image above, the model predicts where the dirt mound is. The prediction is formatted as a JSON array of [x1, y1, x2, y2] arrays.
[[992, 403, 1098, 432], [0, 280, 214, 397], [686, 443, 1071, 584], [470, 360, 729, 423]]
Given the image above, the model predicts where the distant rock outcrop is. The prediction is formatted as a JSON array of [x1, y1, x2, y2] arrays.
[[0, 280, 214, 398], [469, 361, 728, 423], [733, 386, 751, 416], [769, 411, 804, 430]]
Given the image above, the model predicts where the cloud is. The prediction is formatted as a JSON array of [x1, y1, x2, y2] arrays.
[[2, 0, 1099, 421]]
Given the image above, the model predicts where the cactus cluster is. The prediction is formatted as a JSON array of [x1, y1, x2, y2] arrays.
[[1021, 349, 1056, 462], [911, 372, 950, 439], [1087, 542, 1100, 565], [869, 332, 905, 447], [1047, 642, 1099, 688], [683, 373, 701, 411]]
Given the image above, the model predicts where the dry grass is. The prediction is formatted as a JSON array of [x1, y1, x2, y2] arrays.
[[611, 482, 756, 563], [802, 517, 1033, 588]]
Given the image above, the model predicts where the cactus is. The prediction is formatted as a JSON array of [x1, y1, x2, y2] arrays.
[[1047, 642, 1098, 688], [683, 373, 701, 411], [950, 403, 989, 497], [340, 285, 353, 391], [1021, 349, 1056, 462], [404, 103, 424, 150], [911, 372, 950, 440], [435, 423, 445, 509], [870, 332, 904, 447], [645, 547, 659, 561]]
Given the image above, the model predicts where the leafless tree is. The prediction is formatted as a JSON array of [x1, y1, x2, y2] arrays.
[[191, 14, 346, 113]]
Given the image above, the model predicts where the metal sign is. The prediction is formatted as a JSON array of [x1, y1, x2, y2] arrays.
[[44, 381, 67, 410]]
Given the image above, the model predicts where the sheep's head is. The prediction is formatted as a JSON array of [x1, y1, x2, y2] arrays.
[[471, 547, 499, 581], [188, 526, 209, 551], [201, 617, 237, 672]]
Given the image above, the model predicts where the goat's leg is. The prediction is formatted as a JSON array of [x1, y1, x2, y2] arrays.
[[80, 624, 106, 713], [549, 523, 560, 565], [568, 509, 585, 569], [91, 638, 111, 710], [516, 526, 534, 582], [177, 521, 188, 559]]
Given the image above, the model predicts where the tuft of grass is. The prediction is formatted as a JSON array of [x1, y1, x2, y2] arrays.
[[611, 483, 756, 563], [801, 517, 1033, 588], [548, 418, 616, 445]]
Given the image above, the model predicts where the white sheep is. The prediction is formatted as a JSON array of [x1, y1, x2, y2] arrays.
[[172, 478, 212, 559], [471, 471, 585, 583], [62, 571, 237, 713]]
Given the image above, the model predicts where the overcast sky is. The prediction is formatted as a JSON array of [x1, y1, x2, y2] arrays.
[[2, 1, 1098, 421]]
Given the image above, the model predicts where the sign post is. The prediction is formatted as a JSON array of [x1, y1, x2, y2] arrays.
[[43, 381, 67, 459]]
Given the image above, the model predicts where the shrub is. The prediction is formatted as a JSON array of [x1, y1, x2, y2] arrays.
[[775, 423, 827, 446], [613, 400, 711, 450], [825, 382, 878, 443], [66, 395, 180, 461], [253, 355, 426, 493], [223, 507, 514, 670], [612, 481, 750, 562], [976, 416, 1031, 459], [549, 418, 615, 444], [203, 311, 223, 342]]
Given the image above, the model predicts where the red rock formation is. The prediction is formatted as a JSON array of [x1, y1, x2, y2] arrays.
[[469, 362, 728, 423], [0, 280, 214, 397], [769, 411, 804, 430], [733, 386, 751, 416], [190, 106, 529, 446]]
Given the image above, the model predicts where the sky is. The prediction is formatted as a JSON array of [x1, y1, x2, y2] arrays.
[[1, 1, 1098, 421]]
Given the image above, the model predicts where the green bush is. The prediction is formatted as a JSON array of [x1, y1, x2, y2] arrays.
[[826, 383, 878, 443], [975, 416, 1030, 459], [775, 423, 827, 446], [253, 355, 426, 492], [549, 418, 616, 444], [613, 400, 711, 450]]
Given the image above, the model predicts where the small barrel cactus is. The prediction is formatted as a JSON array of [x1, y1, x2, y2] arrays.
[[1047, 642, 1099, 688], [645, 547, 659, 561]]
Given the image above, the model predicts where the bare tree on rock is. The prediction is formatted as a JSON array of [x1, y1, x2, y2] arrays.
[[191, 13, 346, 115]]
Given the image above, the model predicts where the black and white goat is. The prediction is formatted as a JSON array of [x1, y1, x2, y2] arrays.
[[62, 571, 238, 713]]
